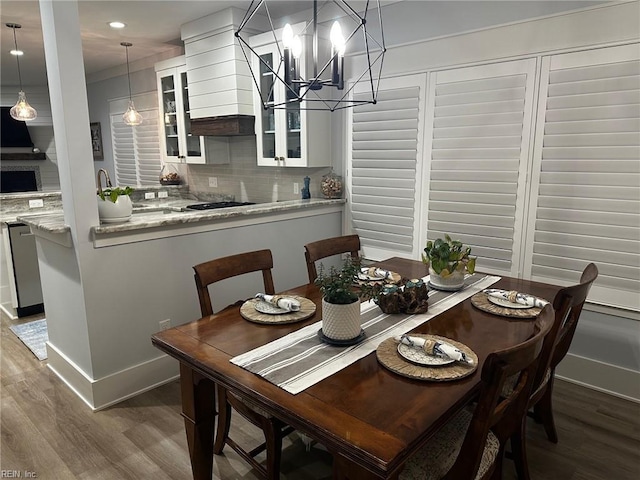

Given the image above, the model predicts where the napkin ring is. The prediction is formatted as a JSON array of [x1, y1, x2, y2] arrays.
[[507, 290, 519, 303], [422, 338, 438, 355]]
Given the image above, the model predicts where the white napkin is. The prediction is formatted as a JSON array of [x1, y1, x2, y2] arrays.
[[255, 293, 301, 312], [483, 288, 548, 308], [358, 267, 389, 281], [394, 334, 474, 365]]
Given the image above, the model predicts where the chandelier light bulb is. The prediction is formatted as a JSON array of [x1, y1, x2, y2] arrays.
[[291, 35, 302, 59], [330, 21, 345, 55], [10, 91, 38, 121], [282, 24, 293, 48]]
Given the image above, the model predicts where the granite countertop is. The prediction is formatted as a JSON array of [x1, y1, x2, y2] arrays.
[[16, 198, 346, 236]]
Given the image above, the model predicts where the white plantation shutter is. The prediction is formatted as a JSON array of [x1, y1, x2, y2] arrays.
[[348, 74, 426, 260], [424, 60, 537, 276], [526, 44, 640, 311], [109, 92, 161, 186]]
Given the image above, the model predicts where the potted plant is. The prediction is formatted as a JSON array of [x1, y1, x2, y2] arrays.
[[96, 168, 134, 223], [421, 234, 476, 291], [315, 256, 372, 343]]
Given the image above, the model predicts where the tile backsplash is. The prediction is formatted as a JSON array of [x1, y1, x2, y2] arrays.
[[184, 136, 336, 204]]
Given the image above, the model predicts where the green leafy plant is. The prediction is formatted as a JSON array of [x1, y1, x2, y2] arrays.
[[315, 256, 377, 305], [421, 233, 476, 276], [97, 186, 134, 203]]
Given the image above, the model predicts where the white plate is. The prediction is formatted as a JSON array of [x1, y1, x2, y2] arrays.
[[397, 343, 455, 367], [358, 267, 389, 282], [253, 300, 289, 315], [487, 296, 533, 309]]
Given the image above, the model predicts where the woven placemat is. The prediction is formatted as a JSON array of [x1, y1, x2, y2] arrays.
[[240, 296, 316, 325], [471, 292, 541, 319], [376, 334, 478, 382]]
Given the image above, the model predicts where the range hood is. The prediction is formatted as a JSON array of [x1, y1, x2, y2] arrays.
[[181, 8, 268, 137], [190, 115, 255, 137]]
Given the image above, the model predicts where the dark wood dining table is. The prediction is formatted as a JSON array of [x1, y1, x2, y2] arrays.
[[151, 257, 562, 480]]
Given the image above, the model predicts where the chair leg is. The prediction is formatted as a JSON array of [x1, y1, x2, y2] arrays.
[[214, 386, 232, 454], [510, 417, 531, 480], [263, 420, 283, 480], [533, 379, 558, 444]]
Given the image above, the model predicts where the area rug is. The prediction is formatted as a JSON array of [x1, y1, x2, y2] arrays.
[[9, 319, 48, 361]]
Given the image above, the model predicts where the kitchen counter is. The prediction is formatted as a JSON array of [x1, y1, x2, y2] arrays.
[[17, 198, 346, 247]]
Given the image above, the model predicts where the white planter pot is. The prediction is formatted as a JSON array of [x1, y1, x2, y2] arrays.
[[321, 298, 361, 341], [97, 195, 132, 223], [429, 266, 465, 290]]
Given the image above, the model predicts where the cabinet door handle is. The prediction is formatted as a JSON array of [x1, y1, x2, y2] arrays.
[[19, 232, 34, 237]]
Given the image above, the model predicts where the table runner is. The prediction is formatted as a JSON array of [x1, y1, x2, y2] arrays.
[[231, 273, 500, 394]]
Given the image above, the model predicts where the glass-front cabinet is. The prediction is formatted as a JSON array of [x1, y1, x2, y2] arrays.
[[251, 29, 330, 168], [155, 58, 205, 164]]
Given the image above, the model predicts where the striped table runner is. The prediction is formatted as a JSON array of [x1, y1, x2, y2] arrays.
[[231, 274, 500, 394]]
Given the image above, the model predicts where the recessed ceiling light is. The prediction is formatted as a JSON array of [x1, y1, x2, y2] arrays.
[[10, 49, 23, 56], [109, 21, 126, 29]]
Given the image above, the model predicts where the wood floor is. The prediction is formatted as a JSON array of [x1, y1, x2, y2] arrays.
[[2, 312, 639, 480]]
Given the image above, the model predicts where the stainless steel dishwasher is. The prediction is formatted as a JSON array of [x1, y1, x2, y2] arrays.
[[6, 222, 44, 317]]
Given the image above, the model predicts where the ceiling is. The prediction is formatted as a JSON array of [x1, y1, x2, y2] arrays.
[[1, 0, 609, 87], [0, 0, 316, 86]]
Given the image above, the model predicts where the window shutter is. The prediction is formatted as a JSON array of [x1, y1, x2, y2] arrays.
[[109, 92, 161, 186], [526, 44, 640, 311], [424, 59, 537, 276], [349, 74, 426, 260]]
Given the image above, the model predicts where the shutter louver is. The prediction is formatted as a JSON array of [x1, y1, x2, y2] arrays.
[[426, 60, 537, 276], [350, 82, 422, 259], [528, 45, 640, 311], [110, 97, 162, 187]]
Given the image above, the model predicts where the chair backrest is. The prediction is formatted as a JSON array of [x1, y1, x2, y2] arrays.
[[304, 234, 361, 283], [445, 305, 554, 479], [193, 249, 275, 316], [549, 263, 598, 371]]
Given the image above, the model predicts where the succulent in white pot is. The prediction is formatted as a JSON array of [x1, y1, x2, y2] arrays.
[[96, 168, 134, 224]]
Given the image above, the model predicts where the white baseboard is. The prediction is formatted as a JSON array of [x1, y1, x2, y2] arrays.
[[555, 352, 640, 403], [47, 341, 179, 411]]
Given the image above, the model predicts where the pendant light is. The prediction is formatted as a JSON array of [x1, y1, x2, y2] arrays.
[[6, 23, 37, 122], [236, 0, 386, 111], [121, 42, 143, 126]]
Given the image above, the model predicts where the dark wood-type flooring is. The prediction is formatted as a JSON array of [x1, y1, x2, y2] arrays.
[[2, 312, 639, 479]]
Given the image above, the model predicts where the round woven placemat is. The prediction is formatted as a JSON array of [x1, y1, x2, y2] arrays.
[[376, 335, 478, 382], [240, 296, 316, 325], [471, 292, 541, 319]]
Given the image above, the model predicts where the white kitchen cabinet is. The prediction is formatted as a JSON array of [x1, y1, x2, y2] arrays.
[[155, 57, 205, 164], [250, 28, 331, 167]]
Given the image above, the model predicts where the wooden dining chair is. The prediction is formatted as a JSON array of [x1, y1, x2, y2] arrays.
[[304, 234, 361, 283], [509, 263, 598, 480], [193, 249, 293, 480], [399, 305, 554, 480]]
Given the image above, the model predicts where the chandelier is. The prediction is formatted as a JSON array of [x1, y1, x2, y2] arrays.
[[236, 0, 386, 111], [6, 23, 37, 122], [121, 42, 143, 126]]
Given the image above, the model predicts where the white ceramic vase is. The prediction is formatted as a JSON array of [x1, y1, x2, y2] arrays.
[[97, 195, 133, 224], [321, 298, 361, 341], [429, 266, 465, 291]]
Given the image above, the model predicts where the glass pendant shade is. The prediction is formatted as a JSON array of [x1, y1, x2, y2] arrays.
[[123, 100, 143, 126], [7, 23, 37, 121], [121, 42, 143, 126], [10, 91, 37, 121]]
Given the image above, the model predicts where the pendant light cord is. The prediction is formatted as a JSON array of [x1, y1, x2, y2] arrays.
[[124, 44, 133, 100], [11, 26, 24, 91]]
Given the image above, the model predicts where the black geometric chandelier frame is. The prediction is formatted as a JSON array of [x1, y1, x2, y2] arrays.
[[235, 0, 386, 111]]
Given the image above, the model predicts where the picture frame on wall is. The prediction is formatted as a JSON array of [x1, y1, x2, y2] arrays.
[[90, 122, 103, 160]]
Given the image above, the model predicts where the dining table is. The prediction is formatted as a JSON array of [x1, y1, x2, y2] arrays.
[[151, 257, 562, 480]]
